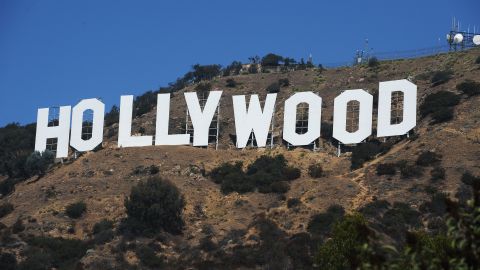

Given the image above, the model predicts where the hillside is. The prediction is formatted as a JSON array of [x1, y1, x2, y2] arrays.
[[1, 48, 480, 269]]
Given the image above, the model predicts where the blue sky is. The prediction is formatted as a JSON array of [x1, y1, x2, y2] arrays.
[[0, 0, 478, 126]]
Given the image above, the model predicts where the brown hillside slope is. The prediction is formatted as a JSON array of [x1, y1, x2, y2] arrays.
[[1, 48, 479, 268]]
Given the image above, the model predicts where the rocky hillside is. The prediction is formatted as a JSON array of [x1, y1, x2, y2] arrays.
[[1, 48, 479, 269]]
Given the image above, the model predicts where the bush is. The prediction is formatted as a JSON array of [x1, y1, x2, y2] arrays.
[[104, 105, 119, 127], [266, 82, 280, 93], [287, 198, 301, 208], [124, 177, 185, 234], [25, 150, 55, 177], [416, 151, 442, 167], [376, 163, 397, 175], [194, 82, 212, 94], [308, 205, 345, 236], [261, 53, 283, 66], [210, 155, 301, 194], [65, 201, 87, 219], [431, 70, 453, 86], [0, 179, 16, 196], [12, 219, 24, 234], [456, 80, 480, 96], [191, 64, 222, 82], [308, 163, 323, 178], [431, 106, 455, 123], [20, 235, 89, 270], [225, 78, 237, 88], [476, 55, 480, 64], [397, 160, 423, 179], [0, 203, 14, 218], [368, 57, 379, 68], [0, 122, 36, 178], [93, 219, 114, 234], [133, 90, 157, 117], [420, 91, 460, 124], [0, 252, 16, 270], [351, 140, 390, 170], [278, 78, 290, 87], [314, 213, 371, 269], [431, 166, 446, 182], [223, 61, 242, 76], [136, 244, 163, 268], [248, 64, 258, 74]]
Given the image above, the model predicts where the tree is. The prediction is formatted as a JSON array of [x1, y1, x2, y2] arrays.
[[124, 177, 185, 234], [25, 150, 55, 177], [261, 53, 283, 67], [191, 64, 222, 82], [104, 105, 119, 127], [223, 61, 242, 76]]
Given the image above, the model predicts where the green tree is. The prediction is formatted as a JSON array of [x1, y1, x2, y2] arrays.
[[124, 177, 185, 234], [25, 150, 55, 177]]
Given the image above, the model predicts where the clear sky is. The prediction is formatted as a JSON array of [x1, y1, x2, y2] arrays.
[[0, 0, 478, 126]]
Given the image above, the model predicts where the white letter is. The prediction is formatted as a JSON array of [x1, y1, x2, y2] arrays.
[[333, 89, 373, 144], [155, 93, 190, 145], [233, 94, 276, 148], [118, 95, 152, 147], [283, 92, 322, 145], [35, 106, 71, 158], [377, 79, 417, 137], [184, 91, 222, 146], [70, 98, 105, 152]]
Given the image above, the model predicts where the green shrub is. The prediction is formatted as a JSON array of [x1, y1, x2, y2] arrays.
[[379, 202, 422, 242], [308, 205, 345, 236], [314, 213, 371, 269], [456, 80, 480, 96], [92, 219, 114, 244], [248, 64, 258, 74], [261, 53, 283, 66], [136, 244, 163, 268], [223, 61, 242, 76], [0, 252, 16, 270], [266, 82, 280, 93], [420, 91, 460, 124], [225, 78, 237, 88], [0, 203, 14, 218], [416, 151, 442, 167], [25, 150, 55, 177], [376, 163, 397, 175], [278, 78, 290, 87], [431, 166, 446, 182], [133, 90, 157, 117], [93, 219, 114, 234], [65, 201, 87, 219], [20, 235, 89, 270], [431, 70, 453, 86], [0, 122, 36, 178], [397, 160, 423, 179], [210, 155, 301, 194], [12, 219, 24, 234], [308, 163, 323, 178], [104, 105, 119, 127], [194, 82, 212, 94], [431, 106, 455, 123], [476, 55, 480, 64], [283, 166, 301, 180], [351, 140, 390, 170], [124, 177, 185, 234], [287, 198, 301, 208], [0, 179, 16, 196], [368, 57, 379, 68]]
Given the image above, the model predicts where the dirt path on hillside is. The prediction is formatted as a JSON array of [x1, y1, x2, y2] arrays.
[[347, 140, 411, 211]]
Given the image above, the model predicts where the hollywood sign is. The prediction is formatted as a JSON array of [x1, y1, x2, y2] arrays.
[[35, 79, 417, 158]]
